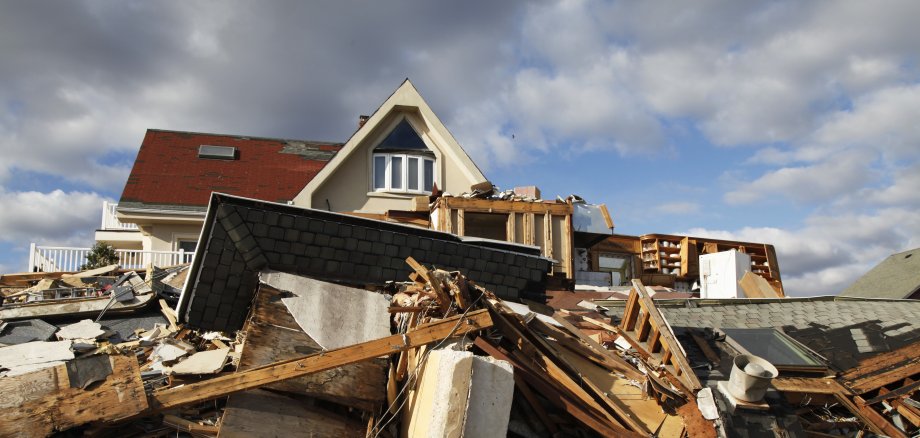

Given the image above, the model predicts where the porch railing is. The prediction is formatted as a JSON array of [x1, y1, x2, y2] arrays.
[[101, 201, 139, 231], [27, 244, 195, 273]]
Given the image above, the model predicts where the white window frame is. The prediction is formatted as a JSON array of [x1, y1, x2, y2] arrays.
[[373, 153, 435, 194]]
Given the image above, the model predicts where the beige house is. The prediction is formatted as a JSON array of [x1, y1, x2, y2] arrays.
[[30, 80, 489, 272]]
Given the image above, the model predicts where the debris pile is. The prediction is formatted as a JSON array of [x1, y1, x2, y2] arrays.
[[3, 196, 918, 437]]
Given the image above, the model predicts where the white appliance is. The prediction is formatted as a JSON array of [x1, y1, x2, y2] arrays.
[[699, 250, 751, 299]]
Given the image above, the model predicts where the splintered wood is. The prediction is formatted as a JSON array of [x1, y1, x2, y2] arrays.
[[0, 260, 732, 437], [0, 355, 148, 437]]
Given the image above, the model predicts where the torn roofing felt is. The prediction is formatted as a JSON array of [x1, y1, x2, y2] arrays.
[[178, 193, 553, 332]]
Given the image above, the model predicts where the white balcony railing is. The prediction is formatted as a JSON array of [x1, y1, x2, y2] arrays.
[[101, 201, 139, 231], [27, 244, 194, 273]]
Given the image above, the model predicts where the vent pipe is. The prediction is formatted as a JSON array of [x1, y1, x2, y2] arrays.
[[727, 354, 778, 402]]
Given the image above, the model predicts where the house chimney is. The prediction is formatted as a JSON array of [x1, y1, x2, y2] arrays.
[[358, 115, 370, 128]]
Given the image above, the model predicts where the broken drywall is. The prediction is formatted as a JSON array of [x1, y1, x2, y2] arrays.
[[259, 270, 390, 350], [0, 340, 74, 376]]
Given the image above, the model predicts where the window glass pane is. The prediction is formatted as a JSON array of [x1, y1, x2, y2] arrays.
[[374, 155, 387, 189], [423, 159, 434, 191], [722, 328, 824, 367], [391, 156, 403, 189], [408, 157, 419, 191]]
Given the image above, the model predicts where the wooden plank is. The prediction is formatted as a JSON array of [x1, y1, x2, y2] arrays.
[[840, 394, 908, 438], [543, 213, 553, 260], [864, 379, 920, 406], [598, 204, 614, 229], [405, 256, 452, 314], [558, 309, 619, 333], [151, 309, 493, 411], [771, 377, 848, 395], [159, 299, 178, 331], [688, 330, 721, 364], [0, 271, 74, 286], [483, 303, 629, 429], [893, 398, 920, 427], [550, 315, 643, 381], [620, 291, 641, 332], [507, 212, 516, 243], [513, 374, 560, 434], [473, 337, 644, 438], [563, 213, 574, 279], [456, 208, 465, 236], [0, 354, 148, 437], [162, 414, 219, 437], [523, 213, 535, 245], [440, 196, 573, 215], [554, 344, 686, 436], [62, 264, 119, 278], [233, 284, 386, 411], [739, 271, 779, 299], [411, 195, 429, 212], [840, 340, 920, 394]]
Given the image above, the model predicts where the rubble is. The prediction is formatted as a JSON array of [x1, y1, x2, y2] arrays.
[[1, 198, 918, 437]]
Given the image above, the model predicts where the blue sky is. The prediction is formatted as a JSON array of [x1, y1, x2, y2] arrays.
[[1, 1, 918, 296]]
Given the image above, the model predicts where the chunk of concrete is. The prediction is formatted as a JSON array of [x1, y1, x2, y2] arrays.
[[170, 348, 229, 375], [56, 319, 106, 340], [259, 271, 390, 350], [403, 349, 514, 438], [0, 340, 74, 376], [464, 355, 515, 438]]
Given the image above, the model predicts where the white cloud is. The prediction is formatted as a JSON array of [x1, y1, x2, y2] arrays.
[[684, 207, 920, 296], [0, 189, 108, 247], [724, 150, 875, 204]]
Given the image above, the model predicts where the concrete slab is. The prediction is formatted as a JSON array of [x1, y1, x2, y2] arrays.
[[56, 319, 106, 340], [260, 271, 390, 350]]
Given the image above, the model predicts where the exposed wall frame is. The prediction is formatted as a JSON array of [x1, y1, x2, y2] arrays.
[[431, 197, 574, 278]]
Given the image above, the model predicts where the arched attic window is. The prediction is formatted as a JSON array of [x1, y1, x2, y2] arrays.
[[372, 119, 436, 194]]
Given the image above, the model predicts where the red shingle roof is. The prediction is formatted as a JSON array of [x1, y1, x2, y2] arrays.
[[119, 129, 342, 209]]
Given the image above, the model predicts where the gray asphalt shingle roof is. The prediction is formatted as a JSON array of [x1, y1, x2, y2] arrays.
[[839, 247, 920, 299]]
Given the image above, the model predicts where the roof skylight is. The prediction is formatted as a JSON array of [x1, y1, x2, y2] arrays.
[[199, 145, 237, 160]]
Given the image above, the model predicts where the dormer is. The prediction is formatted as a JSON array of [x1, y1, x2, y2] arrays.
[[294, 79, 487, 213], [372, 119, 436, 194]]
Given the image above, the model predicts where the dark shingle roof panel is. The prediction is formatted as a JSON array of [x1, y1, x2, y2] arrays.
[[178, 193, 554, 332], [119, 129, 342, 209]]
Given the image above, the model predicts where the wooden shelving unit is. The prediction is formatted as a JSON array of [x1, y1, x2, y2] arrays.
[[638, 234, 784, 296]]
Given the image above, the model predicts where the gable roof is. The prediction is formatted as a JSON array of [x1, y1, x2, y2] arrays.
[[294, 79, 487, 207], [839, 247, 920, 299], [118, 129, 342, 212]]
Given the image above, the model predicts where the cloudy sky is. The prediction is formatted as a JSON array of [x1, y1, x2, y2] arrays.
[[1, 1, 918, 296]]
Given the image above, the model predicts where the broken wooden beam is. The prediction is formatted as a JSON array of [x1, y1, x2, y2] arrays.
[[0, 354, 148, 437], [151, 308, 492, 411]]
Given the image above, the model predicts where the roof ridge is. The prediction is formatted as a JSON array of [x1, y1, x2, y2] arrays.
[[147, 128, 344, 146]]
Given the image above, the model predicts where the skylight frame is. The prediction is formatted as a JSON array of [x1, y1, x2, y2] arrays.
[[198, 145, 238, 160]]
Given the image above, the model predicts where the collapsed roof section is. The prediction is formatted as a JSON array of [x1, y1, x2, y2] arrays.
[[177, 193, 553, 331]]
